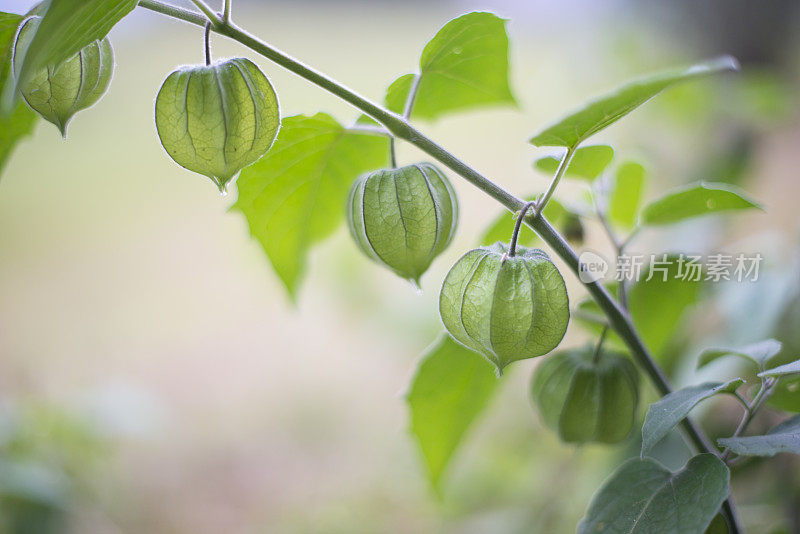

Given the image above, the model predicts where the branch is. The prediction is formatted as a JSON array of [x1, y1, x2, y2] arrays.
[[134, 3, 740, 531]]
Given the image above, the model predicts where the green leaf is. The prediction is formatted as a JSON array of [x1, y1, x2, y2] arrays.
[[578, 454, 730, 534], [641, 379, 744, 456], [234, 113, 389, 299], [629, 257, 704, 359], [0, 13, 37, 176], [530, 56, 739, 149], [12, 0, 135, 91], [534, 145, 614, 181], [641, 182, 762, 226], [478, 197, 566, 248], [718, 415, 800, 457], [699, 339, 782, 370], [406, 334, 499, 493], [609, 161, 646, 229], [385, 12, 516, 120], [759, 358, 800, 379]]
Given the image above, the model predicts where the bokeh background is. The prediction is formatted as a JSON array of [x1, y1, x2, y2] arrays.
[[1, 0, 800, 532]]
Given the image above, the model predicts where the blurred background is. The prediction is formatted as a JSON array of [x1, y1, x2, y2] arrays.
[[1, 0, 800, 532]]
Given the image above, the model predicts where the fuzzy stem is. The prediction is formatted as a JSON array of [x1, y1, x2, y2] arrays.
[[204, 21, 212, 65], [187, 0, 222, 25]]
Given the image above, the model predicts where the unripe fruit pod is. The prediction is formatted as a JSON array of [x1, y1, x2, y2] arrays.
[[155, 58, 280, 192], [439, 242, 569, 372], [347, 163, 458, 285], [12, 17, 114, 137], [531, 346, 639, 444]]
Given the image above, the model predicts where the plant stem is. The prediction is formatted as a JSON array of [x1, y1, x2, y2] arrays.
[[223, 0, 232, 23], [388, 73, 422, 168], [135, 4, 742, 530], [389, 138, 398, 168], [402, 74, 422, 119], [593, 326, 609, 363], [722, 377, 777, 463], [536, 147, 574, 216], [347, 124, 392, 137], [187, 0, 222, 25], [508, 201, 537, 257], [204, 21, 212, 65]]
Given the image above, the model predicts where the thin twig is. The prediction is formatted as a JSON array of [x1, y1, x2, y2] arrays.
[[722, 377, 778, 463]]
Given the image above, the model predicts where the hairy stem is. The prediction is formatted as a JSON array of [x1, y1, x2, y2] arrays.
[[135, 3, 741, 530], [187, 0, 222, 25]]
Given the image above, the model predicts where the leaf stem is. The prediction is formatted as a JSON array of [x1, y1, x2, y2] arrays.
[[134, 5, 742, 531], [139, 0, 208, 25], [535, 147, 575, 216], [402, 74, 422, 119], [223, 0, 232, 23], [508, 201, 537, 257], [388, 73, 422, 168], [187, 0, 223, 25], [722, 377, 777, 463]]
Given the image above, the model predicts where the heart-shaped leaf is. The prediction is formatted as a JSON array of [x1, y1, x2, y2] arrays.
[[578, 454, 730, 534], [384, 12, 516, 120], [641, 379, 744, 457], [530, 56, 738, 149], [234, 113, 388, 300], [718, 415, 800, 457], [641, 182, 762, 226], [406, 334, 500, 493]]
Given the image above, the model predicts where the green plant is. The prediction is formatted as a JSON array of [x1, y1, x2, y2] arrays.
[[2, 2, 798, 533]]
